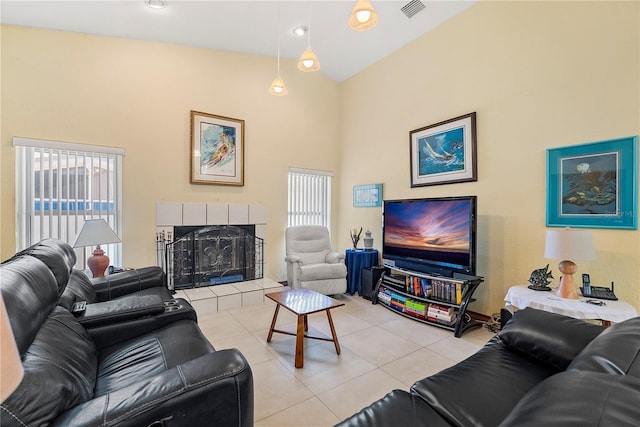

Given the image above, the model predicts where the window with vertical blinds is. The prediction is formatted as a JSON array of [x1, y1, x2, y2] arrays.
[[287, 168, 333, 227], [14, 137, 124, 268]]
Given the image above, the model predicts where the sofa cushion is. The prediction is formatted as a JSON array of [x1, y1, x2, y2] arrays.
[[96, 319, 215, 396], [0, 307, 98, 427], [499, 371, 640, 427], [410, 337, 558, 427], [286, 225, 334, 265], [568, 317, 640, 376], [499, 307, 604, 370]]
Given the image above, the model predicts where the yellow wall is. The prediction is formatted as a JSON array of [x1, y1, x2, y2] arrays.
[[0, 25, 341, 282], [1, 1, 639, 316], [337, 0, 640, 315]]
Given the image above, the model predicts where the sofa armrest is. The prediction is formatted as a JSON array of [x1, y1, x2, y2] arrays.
[[498, 307, 604, 370], [336, 389, 451, 427], [50, 349, 254, 427], [91, 266, 171, 301], [88, 298, 198, 350], [326, 251, 345, 264], [75, 294, 166, 328], [284, 255, 302, 264]]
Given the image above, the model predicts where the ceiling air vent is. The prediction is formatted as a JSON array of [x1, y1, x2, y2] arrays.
[[401, 0, 426, 19]]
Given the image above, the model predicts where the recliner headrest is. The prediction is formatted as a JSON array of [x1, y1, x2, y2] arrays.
[[13, 238, 76, 295], [0, 256, 59, 354]]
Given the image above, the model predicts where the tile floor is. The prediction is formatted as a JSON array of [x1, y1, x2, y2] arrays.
[[191, 288, 495, 426]]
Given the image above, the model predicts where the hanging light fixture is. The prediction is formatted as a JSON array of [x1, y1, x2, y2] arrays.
[[297, 1, 320, 72], [348, 0, 378, 31], [268, 1, 288, 96], [146, 0, 165, 9]]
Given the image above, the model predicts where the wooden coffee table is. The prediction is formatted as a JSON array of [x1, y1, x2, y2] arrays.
[[266, 288, 344, 368]]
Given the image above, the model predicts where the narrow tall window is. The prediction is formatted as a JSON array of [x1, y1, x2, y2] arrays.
[[287, 168, 333, 227], [14, 137, 124, 268]]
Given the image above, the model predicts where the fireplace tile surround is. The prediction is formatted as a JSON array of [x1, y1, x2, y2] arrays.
[[157, 202, 281, 312], [156, 202, 267, 241], [174, 278, 284, 314]]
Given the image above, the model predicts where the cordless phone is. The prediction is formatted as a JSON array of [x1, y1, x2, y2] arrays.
[[580, 274, 618, 301], [582, 274, 591, 295]]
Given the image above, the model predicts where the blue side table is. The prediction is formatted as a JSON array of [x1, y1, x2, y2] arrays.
[[345, 249, 379, 295]]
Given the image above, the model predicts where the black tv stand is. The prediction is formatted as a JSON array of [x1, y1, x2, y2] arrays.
[[373, 265, 484, 338], [393, 260, 455, 278]]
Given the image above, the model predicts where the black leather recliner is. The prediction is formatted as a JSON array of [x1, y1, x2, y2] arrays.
[[17, 238, 198, 348], [0, 239, 254, 427], [337, 308, 640, 427]]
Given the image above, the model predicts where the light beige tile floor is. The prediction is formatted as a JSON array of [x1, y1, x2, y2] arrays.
[[195, 291, 495, 427]]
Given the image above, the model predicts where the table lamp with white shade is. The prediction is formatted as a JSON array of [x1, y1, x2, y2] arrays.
[[1, 293, 24, 403], [73, 219, 121, 278], [544, 228, 596, 299]]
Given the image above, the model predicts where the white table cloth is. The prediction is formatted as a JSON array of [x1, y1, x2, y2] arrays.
[[505, 285, 638, 324]]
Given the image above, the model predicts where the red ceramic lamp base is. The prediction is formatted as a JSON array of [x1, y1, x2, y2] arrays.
[[87, 245, 110, 278]]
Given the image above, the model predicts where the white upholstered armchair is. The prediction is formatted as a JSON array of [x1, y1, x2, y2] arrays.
[[284, 225, 347, 295]]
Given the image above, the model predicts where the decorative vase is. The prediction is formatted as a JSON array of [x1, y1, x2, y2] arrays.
[[363, 229, 374, 250], [350, 227, 362, 250]]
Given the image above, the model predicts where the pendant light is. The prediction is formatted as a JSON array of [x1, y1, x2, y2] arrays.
[[268, 1, 288, 96], [348, 0, 378, 32], [297, 1, 320, 72]]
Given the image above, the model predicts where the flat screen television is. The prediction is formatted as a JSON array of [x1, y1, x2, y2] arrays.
[[382, 196, 477, 277]]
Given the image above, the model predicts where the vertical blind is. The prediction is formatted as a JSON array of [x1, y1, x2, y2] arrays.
[[14, 137, 124, 268], [287, 168, 333, 227]]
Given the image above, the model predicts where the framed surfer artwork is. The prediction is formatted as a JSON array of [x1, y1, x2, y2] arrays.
[[410, 112, 477, 187], [190, 110, 245, 186], [546, 136, 638, 229]]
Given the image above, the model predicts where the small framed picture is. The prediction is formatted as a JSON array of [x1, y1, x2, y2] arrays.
[[410, 112, 477, 187], [190, 110, 245, 186], [353, 184, 382, 207], [546, 136, 638, 229]]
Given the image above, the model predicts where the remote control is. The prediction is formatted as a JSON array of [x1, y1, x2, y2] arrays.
[[72, 301, 87, 313]]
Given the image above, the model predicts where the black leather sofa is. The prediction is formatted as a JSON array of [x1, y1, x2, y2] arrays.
[[0, 239, 254, 427], [338, 307, 640, 427]]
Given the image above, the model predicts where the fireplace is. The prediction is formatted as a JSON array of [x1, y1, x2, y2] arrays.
[[158, 225, 264, 290], [155, 202, 268, 291]]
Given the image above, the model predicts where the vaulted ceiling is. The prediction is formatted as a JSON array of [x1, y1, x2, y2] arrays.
[[0, 0, 476, 82]]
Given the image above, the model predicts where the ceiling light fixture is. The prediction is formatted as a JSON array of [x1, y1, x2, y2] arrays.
[[348, 0, 378, 31], [146, 0, 166, 10], [268, 1, 288, 96], [297, 1, 320, 72], [292, 26, 308, 37]]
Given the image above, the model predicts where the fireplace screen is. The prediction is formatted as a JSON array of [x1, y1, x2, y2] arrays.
[[158, 225, 264, 290]]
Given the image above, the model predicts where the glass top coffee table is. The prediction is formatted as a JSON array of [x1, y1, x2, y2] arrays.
[[266, 288, 345, 368]]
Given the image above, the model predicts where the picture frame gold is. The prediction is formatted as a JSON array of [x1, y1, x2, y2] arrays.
[[190, 110, 245, 186]]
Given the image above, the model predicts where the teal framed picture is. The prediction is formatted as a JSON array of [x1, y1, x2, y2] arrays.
[[546, 136, 638, 229], [353, 184, 382, 207]]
